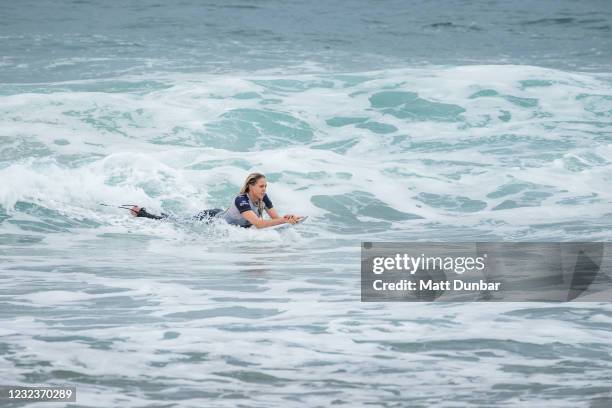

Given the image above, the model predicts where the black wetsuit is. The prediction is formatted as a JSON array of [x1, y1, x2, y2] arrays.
[[136, 208, 224, 222]]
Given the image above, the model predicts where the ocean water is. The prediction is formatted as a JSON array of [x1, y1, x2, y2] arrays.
[[1, 1, 612, 407]]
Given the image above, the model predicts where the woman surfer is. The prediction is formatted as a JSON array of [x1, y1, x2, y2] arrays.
[[129, 172, 303, 229]]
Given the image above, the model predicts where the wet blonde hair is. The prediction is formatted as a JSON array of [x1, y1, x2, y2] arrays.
[[239, 172, 266, 217]]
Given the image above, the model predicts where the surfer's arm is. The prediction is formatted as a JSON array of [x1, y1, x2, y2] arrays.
[[266, 207, 301, 222], [266, 208, 303, 224], [242, 210, 291, 228], [262, 195, 299, 221], [266, 207, 280, 219]]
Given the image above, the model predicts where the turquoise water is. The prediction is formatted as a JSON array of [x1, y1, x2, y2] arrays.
[[2, 0, 611, 82], [1, 1, 612, 407]]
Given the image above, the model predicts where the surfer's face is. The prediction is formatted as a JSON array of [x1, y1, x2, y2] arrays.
[[250, 177, 267, 200]]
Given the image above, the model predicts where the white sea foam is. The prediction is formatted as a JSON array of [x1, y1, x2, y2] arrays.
[[1, 65, 611, 407]]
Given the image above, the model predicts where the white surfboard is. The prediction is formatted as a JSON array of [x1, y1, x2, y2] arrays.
[[269, 216, 308, 230]]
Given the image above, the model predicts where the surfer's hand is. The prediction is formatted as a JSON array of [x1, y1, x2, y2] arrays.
[[130, 206, 141, 216], [283, 214, 298, 224]]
